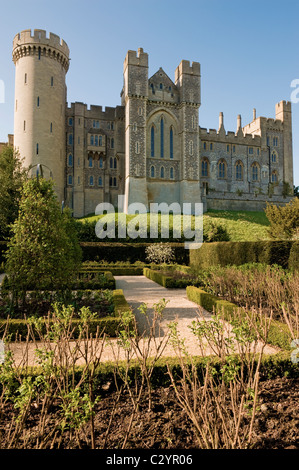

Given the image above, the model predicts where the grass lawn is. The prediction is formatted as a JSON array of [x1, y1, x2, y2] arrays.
[[77, 209, 271, 242]]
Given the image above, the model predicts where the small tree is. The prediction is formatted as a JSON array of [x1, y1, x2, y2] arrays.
[[5, 178, 82, 305], [0, 147, 27, 240], [145, 242, 175, 265], [265, 198, 299, 240]]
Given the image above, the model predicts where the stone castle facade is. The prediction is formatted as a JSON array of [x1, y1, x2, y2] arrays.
[[12, 29, 294, 217]]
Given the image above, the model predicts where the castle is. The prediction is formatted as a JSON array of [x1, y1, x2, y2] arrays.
[[11, 29, 294, 217]]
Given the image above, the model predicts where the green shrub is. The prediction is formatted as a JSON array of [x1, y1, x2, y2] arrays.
[[265, 198, 299, 240], [203, 219, 230, 242]]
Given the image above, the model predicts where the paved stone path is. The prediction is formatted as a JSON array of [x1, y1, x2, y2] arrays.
[[5, 275, 279, 367], [114, 275, 279, 358]]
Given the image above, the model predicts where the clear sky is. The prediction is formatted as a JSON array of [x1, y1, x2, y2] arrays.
[[0, 0, 298, 185]]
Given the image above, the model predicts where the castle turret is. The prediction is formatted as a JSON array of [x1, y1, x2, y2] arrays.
[[12, 29, 70, 202], [275, 100, 293, 188], [123, 47, 149, 213], [175, 60, 201, 209]]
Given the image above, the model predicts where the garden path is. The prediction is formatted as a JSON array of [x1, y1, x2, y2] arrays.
[[5, 275, 279, 367], [114, 275, 279, 358]]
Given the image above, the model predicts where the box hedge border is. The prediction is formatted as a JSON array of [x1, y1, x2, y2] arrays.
[[0, 289, 131, 341], [186, 285, 292, 351], [3, 350, 298, 398], [143, 267, 198, 288]]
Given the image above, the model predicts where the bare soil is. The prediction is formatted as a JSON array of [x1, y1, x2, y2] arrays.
[[1, 377, 298, 449]]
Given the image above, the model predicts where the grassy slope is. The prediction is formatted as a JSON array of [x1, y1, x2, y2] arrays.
[[77, 210, 271, 242]]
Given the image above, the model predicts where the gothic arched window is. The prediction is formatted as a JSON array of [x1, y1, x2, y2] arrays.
[[271, 171, 278, 183], [218, 159, 226, 179], [160, 117, 164, 158], [201, 158, 209, 177], [170, 127, 174, 159], [235, 161, 243, 180], [251, 162, 259, 181], [151, 125, 155, 157], [151, 166, 155, 178]]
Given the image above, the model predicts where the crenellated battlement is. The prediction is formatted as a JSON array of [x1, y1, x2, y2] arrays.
[[66, 102, 124, 120], [12, 29, 70, 72], [123, 47, 148, 70], [199, 126, 261, 145], [175, 60, 201, 81]]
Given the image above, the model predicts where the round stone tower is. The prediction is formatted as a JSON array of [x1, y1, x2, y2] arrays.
[[12, 29, 70, 202]]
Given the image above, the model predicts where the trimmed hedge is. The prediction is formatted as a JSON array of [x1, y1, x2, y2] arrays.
[[288, 241, 299, 271], [0, 289, 131, 340], [143, 267, 198, 288], [186, 285, 292, 351], [189, 240, 295, 270], [80, 242, 189, 265], [5, 351, 299, 396]]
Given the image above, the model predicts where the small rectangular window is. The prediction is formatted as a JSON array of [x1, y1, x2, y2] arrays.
[[50, 123, 52, 133], [37, 96, 40, 107], [210, 143, 213, 151], [36, 143, 39, 155], [51, 76, 54, 87], [24, 73, 27, 84], [233, 145, 235, 153], [24, 121, 26, 131], [249, 147, 253, 155], [227, 145, 230, 152], [68, 117, 73, 126]]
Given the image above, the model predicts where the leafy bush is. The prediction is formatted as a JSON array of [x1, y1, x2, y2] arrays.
[[265, 198, 299, 240], [203, 219, 230, 242], [145, 242, 175, 265]]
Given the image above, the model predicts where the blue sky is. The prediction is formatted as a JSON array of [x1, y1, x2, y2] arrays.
[[0, 0, 298, 185]]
